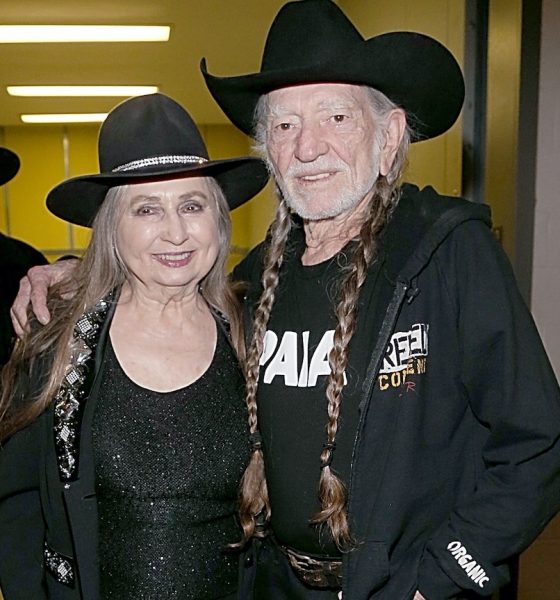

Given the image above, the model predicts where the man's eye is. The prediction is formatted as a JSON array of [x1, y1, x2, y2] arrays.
[[331, 114, 348, 123], [272, 121, 298, 132]]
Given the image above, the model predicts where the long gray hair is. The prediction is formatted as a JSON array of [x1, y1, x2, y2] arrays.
[[0, 177, 241, 441], [238, 85, 412, 548]]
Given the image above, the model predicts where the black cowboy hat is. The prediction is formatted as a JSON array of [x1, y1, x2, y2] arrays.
[[0, 147, 20, 186], [46, 93, 269, 227], [201, 0, 465, 141]]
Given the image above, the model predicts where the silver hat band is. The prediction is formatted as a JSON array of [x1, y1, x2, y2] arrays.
[[112, 154, 208, 173]]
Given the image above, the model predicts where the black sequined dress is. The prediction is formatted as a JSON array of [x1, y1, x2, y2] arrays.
[[91, 326, 247, 599]]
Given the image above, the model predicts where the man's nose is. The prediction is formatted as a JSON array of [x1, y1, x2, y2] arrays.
[[294, 122, 328, 162]]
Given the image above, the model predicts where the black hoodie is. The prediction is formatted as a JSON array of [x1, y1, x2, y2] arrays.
[[234, 184, 560, 599]]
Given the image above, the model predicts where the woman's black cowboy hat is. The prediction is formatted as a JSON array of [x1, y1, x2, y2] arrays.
[[201, 0, 465, 141], [0, 147, 20, 186], [46, 93, 269, 227]]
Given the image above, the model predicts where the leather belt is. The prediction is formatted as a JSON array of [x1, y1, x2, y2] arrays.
[[274, 538, 343, 589]]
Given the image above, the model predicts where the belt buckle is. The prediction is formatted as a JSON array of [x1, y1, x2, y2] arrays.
[[282, 544, 343, 589]]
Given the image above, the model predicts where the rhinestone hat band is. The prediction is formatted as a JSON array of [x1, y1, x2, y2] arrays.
[[112, 154, 208, 173]]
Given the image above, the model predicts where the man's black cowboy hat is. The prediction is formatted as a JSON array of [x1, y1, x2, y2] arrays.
[[0, 147, 20, 186], [46, 93, 269, 227], [201, 0, 465, 141]]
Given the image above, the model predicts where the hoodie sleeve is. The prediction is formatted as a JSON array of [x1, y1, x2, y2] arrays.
[[0, 415, 47, 599], [416, 220, 560, 599]]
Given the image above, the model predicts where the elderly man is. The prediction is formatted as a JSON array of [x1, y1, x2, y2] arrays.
[[201, 1, 560, 599], [12, 1, 560, 599]]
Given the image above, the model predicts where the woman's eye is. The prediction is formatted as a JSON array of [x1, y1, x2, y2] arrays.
[[136, 206, 156, 215], [331, 114, 348, 123], [182, 202, 202, 213]]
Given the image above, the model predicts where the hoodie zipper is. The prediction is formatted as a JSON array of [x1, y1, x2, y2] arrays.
[[342, 278, 410, 595]]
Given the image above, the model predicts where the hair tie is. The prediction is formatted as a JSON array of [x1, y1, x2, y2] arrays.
[[249, 431, 262, 451], [320, 441, 337, 469]]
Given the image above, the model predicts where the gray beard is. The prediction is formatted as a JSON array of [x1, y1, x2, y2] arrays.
[[276, 162, 380, 221]]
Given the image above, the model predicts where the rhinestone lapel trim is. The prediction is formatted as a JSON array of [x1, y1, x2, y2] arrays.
[[44, 541, 75, 587], [54, 295, 111, 481]]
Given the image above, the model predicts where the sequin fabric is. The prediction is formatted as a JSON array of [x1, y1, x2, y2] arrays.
[[92, 328, 247, 599]]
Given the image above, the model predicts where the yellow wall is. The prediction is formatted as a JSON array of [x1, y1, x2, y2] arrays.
[[0, 1, 527, 276], [341, 0, 465, 197], [485, 0, 522, 259], [1, 1, 466, 271], [1, 125, 101, 261]]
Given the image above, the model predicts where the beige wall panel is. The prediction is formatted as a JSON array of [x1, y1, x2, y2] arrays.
[[519, 513, 560, 599]]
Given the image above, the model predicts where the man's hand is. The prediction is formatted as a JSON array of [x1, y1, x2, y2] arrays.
[[10, 259, 79, 335]]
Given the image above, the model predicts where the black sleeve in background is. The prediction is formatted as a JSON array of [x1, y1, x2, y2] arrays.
[[0, 234, 48, 366], [417, 221, 560, 598], [230, 241, 266, 285]]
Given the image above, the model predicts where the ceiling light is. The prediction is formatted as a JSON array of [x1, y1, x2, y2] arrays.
[[21, 113, 108, 124], [8, 85, 159, 97], [0, 25, 170, 43]]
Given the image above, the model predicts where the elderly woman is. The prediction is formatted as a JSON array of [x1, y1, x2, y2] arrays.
[[0, 93, 268, 600]]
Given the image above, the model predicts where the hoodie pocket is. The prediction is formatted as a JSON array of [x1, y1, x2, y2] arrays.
[[354, 540, 390, 597]]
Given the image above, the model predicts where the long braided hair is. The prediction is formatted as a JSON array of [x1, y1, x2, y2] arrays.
[[238, 86, 412, 549]]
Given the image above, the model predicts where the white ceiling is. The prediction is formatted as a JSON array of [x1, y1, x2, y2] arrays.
[[0, 0, 289, 126]]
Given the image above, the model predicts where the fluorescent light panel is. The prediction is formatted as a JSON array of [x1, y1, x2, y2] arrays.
[[21, 113, 108, 124], [8, 85, 159, 97], [0, 25, 170, 43]]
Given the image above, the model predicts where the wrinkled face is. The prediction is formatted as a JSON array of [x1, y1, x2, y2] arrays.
[[116, 176, 220, 295], [265, 83, 381, 220]]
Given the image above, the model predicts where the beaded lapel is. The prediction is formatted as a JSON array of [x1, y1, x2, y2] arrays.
[[53, 294, 112, 482]]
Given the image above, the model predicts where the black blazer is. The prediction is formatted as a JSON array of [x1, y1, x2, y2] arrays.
[[0, 299, 238, 599], [0, 302, 113, 599]]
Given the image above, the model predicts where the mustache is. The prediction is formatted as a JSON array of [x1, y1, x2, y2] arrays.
[[285, 160, 349, 178]]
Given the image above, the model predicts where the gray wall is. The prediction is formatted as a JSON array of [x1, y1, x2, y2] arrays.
[[531, 0, 560, 380]]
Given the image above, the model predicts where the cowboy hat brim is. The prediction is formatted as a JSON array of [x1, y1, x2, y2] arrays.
[[0, 147, 21, 186], [201, 32, 465, 141], [46, 156, 269, 227]]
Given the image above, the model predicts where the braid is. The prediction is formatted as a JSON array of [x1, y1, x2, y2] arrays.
[[312, 178, 400, 550], [237, 198, 292, 543], [245, 84, 409, 549]]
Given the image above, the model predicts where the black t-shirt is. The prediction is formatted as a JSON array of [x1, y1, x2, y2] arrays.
[[258, 229, 384, 555]]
